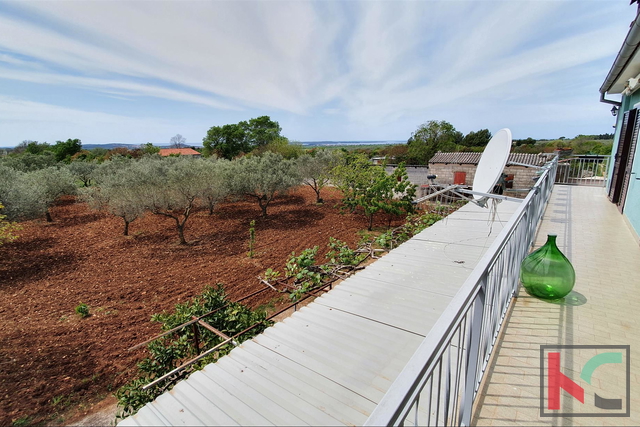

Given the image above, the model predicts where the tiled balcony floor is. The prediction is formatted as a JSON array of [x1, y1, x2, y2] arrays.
[[473, 185, 640, 426]]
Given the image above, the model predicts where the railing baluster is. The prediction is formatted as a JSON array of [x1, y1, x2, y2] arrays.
[[444, 344, 452, 426], [435, 361, 442, 426], [365, 158, 558, 427], [427, 375, 433, 426], [461, 279, 486, 426]]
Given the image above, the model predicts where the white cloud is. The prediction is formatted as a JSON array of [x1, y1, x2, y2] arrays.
[[1, 1, 348, 114], [0, 67, 241, 110], [0, 96, 178, 143]]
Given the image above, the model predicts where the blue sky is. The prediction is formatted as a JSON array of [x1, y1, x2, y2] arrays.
[[0, 0, 634, 147]]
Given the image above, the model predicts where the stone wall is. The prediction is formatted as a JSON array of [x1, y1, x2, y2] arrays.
[[384, 165, 433, 186], [389, 163, 540, 193], [505, 165, 539, 189], [427, 164, 539, 189]]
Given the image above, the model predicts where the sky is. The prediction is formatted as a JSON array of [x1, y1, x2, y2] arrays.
[[0, 0, 635, 147]]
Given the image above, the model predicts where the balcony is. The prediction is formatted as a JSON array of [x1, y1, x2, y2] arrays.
[[367, 161, 640, 426], [471, 184, 640, 426]]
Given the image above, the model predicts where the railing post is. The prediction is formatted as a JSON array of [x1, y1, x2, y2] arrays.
[[460, 279, 486, 426]]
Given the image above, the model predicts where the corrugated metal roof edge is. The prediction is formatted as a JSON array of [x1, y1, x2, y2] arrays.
[[601, 13, 640, 94], [429, 152, 545, 166]]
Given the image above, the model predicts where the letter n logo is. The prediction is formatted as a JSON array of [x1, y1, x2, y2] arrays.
[[548, 352, 584, 410]]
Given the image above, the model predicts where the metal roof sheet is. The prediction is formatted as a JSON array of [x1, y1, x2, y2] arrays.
[[429, 152, 546, 166], [119, 200, 521, 426]]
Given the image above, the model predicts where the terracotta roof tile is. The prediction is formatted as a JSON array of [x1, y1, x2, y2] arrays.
[[158, 148, 201, 156]]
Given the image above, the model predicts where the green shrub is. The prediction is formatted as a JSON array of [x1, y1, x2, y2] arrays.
[[74, 303, 90, 318], [116, 284, 271, 419], [248, 220, 256, 258]]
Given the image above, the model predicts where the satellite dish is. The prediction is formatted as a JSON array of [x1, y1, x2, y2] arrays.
[[472, 128, 512, 200]]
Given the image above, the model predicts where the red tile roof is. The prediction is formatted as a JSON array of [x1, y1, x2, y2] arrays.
[[158, 148, 201, 156]]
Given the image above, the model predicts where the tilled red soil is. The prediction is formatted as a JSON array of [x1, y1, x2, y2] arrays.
[[0, 186, 404, 425]]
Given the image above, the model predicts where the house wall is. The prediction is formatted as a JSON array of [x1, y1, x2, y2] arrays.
[[610, 92, 640, 240], [427, 164, 539, 189], [607, 96, 629, 188], [384, 165, 433, 186]]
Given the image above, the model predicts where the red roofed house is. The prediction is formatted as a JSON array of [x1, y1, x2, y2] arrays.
[[158, 148, 202, 157]]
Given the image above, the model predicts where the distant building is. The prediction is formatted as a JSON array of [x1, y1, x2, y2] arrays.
[[158, 148, 201, 158], [553, 147, 573, 158], [371, 156, 388, 165]]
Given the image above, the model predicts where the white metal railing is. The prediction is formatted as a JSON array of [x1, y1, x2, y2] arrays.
[[365, 157, 558, 427], [555, 155, 609, 187]]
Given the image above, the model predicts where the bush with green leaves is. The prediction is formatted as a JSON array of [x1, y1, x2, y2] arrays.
[[331, 154, 417, 230], [284, 247, 323, 301], [248, 220, 256, 258], [116, 284, 271, 418], [326, 237, 366, 266], [374, 212, 444, 249], [0, 152, 59, 172], [74, 303, 90, 318], [0, 202, 20, 245], [52, 138, 82, 162], [252, 136, 304, 159], [262, 208, 452, 302]]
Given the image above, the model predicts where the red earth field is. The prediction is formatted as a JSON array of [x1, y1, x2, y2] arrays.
[[0, 186, 406, 426]]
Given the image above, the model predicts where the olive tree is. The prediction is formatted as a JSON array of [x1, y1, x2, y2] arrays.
[[228, 152, 299, 217], [91, 155, 134, 185], [0, 152, 58, 172], [0, 166, 76, 222], [0, 166, 35, 221], [137, 157, 208, 244], [67, 161, 97, 187], [194, 158, 231, 215], [296, 150, 341, 203], [25, 167, 77, 221], [83, 163, 146, 236], [331, 154, 416, 230]]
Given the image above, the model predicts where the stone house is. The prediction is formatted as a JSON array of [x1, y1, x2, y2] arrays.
[[427, 152, 547, 190]]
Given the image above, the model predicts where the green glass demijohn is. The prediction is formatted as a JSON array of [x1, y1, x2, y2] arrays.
[[520, 234, 575, 300]]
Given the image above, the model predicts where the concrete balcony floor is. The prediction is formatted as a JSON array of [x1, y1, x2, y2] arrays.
[[472, 185, 640, 426]]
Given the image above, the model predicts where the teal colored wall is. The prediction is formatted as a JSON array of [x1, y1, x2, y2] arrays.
[[610, 92, 640, 239], [607, 99, 626, 187]]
